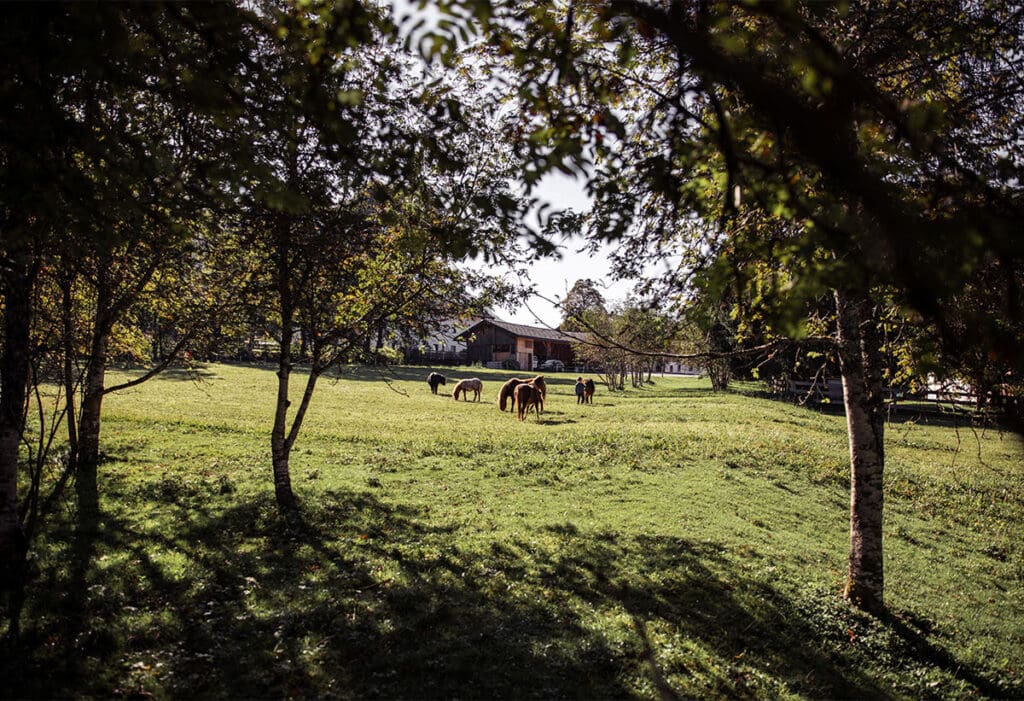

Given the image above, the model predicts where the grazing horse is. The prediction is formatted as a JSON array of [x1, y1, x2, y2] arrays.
[[498, 377, 525, 412], [529, 375, 547, 404], [498, 375, 546, 412], [584, 378, 595, 404], [427, 372, 447, 395], [515, 381, 544, 421], [452, 378, 483, 401]]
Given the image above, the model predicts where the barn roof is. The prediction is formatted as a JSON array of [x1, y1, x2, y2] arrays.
[[455, 318, 588, 343]]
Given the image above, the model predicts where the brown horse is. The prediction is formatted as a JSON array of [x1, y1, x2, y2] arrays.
[[498, 375, 545, 412], [452, 378, 483, 401], [498, 377, 525, 412], [530, 375, 547, 404], [515, 381, 544, 421]]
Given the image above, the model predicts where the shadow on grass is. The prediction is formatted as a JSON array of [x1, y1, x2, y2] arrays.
[[5, 488, 1011, 699], [115, 363, 221, 383], [749, 387, 1020, 433]]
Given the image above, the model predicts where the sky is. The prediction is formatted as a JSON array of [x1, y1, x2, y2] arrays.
[[499, 173, 639, 329]]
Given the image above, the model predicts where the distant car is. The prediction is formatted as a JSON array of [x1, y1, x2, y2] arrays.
[[538, 359, 565, 372]]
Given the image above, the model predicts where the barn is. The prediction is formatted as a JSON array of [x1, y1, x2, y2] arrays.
[[455, 319, 586, 371]]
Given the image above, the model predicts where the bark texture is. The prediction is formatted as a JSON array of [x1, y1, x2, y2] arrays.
[[271, 339, 297, 510], [0, 250, 35, 575], [834, 288, 887, 614]]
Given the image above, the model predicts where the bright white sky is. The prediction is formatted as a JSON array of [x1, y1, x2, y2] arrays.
[[501, 172, 640, 329]]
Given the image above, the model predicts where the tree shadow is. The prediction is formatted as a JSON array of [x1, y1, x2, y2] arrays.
[[5, 488, 1012, 698], [333, 366, 499, 384], [118, 363, 221, 383], [536, 412, 577, 426]]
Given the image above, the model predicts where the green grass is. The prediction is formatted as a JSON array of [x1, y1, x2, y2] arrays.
[[6, 363, 1023, 699]]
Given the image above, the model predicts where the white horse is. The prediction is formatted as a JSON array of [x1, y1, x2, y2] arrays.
[[452, 378, 483, 401]]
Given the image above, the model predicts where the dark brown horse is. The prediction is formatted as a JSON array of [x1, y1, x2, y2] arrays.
[[515, 381, 544, 421], [427, 372, 447, 395]]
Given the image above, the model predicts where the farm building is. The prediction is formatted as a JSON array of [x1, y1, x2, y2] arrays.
[[402, 318, 473, 366], [455, 318, 587, 371]]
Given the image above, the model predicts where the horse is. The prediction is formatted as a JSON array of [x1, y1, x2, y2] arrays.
[[515, 381, 544, 421], [427, 372, 447, 395], [498, 375, 545, 412], [498, 377, 525, 412], [452, 378, 483, 401], [584, 378, 595, 404], [529, 375, 547, 403]]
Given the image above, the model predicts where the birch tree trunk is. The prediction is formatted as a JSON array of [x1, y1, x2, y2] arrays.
[[271, 226, 298, 511], [271, 359, 297, 511], [61, 275, 80, 465], [834, 288, 887, 613]]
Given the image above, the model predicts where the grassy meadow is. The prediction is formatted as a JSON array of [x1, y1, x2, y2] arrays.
[[6, 363, 1023, 699]]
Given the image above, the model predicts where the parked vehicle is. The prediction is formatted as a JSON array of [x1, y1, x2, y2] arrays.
[[538, 359, 565, 372]]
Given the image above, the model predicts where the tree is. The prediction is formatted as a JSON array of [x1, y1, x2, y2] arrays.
[[433, 0, 1024, 613], [232, 7, 526, 511], [561, 278, 607, 331], [0, 2, 239, 576], [571, 300, 679, 390]]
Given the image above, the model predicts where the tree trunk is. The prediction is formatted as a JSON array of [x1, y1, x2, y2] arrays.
[[708, 358, 731, 392], [272, 225, 298, 512], [61, 275, 80, 465], [0, 249, 36, 582], [270, 357, 323, 513], [835, 288, 886, 614], [270, 359, 296, 511], [75, 314, 111, 525], [72, 263, 121, 526], [77, 334, 109, 470]]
